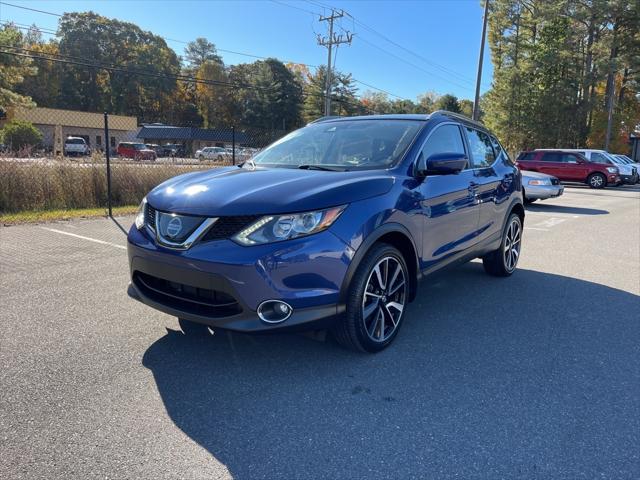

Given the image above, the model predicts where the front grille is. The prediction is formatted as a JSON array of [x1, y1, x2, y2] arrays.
[[145, 203, 157, 230], [201, 215, 260, 242], [133, 272, 241, 318], [551, 178, 560, 185]]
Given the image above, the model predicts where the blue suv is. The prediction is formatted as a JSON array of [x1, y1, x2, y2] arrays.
[[127, 112, 524, 352]]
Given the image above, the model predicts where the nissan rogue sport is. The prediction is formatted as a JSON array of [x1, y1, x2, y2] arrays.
[[127, 112, 524, 352]]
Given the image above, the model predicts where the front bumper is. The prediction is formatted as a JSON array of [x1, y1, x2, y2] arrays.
[[619, 173, 639, 185], [608, 174, 621, 185], [127, 226, 352, 332], [525, 183, 564, 200]]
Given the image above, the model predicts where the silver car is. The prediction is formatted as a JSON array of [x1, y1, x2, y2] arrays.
[[522, 170, 564, 203]]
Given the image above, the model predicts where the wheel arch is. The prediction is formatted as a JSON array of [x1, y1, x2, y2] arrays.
[[510, 201, 525, 224], [339, 223, 420, 307]]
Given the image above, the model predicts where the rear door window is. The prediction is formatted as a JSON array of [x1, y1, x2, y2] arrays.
[[490, 136, 513, 164], [590, 152, 611, 164], [541, 152, 562, 162], [560, 154, 580, 164], [465, 128, 496, 168], [517, 152, 535, 161]]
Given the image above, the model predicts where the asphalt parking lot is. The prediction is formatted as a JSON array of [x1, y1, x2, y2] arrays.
[[1, 185, 639, 479]]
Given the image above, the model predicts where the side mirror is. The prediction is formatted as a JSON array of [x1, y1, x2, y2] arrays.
[[418, 152, 468, 176]]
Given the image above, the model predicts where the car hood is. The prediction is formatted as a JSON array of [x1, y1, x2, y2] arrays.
[[146, 166, 396, 216], [613, 163, 632, 174]]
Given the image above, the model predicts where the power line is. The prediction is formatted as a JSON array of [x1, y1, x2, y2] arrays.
[[1, 17, 410, 101], [268, 0, 320, 16], [303, 0, 489, 89], [356, 35, 476, 93], [0, 45, 374, 113], [0, 1, 62, 16]]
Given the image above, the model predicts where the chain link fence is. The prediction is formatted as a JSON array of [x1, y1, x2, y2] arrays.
[[0, 109, 286, 223]]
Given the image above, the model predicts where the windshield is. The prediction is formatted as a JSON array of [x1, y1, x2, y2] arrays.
[[132, 143, 147, 150], [249, 119, 423, 170], [66, 138, 85, 144]]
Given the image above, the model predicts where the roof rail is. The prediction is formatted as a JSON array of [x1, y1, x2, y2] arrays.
[[307, 115, 342, 124], [431, 110, 484, 127]]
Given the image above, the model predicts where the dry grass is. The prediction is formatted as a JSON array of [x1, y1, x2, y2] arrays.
[[0, 159, 217, 217], [0, 205, 139, 225]]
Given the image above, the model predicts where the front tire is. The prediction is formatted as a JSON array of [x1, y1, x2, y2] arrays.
[[333, 243, 409, 353], [483, 213, 522, 277], [587, 172, 606, 189]]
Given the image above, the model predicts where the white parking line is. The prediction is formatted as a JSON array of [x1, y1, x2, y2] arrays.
[[532, 217, 568, 229], [526, 211, 581, 219], [524, 227, 550, 231], [40, 227, 127, 250]]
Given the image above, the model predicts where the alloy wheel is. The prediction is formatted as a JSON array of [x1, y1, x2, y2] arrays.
[[503, 218, 522, 272], [362, 256, 407, 343], [590, 175, 603, 187]]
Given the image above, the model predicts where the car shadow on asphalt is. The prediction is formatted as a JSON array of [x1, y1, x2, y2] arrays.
[[525, 204, 609, 215], [142, 263, 639, 478]]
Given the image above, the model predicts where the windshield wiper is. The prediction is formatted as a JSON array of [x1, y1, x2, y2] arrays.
[[298, 164, 345, 171]]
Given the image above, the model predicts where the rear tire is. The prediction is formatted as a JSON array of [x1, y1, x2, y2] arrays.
[[483, 213, 522, 277], [178, 318, 211, 336], [587, 172, 606, 189], [332, 243, 409, 353]]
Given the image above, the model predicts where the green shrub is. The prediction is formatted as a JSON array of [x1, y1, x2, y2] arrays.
[[1, 120, 43, 151]]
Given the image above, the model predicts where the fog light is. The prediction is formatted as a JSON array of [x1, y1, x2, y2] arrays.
[[257, 300, 293, 323]]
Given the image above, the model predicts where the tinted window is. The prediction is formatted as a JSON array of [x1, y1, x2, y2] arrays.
[[491, 136, 512, 164], [252, 120, 422, 170], [590, 152, 611, 164], [517, 152, 536, 160], [420, 124, 466, 161], [561, 154, 580, 163], [541, 152, 562, 162], [466, 128, 495, 168]]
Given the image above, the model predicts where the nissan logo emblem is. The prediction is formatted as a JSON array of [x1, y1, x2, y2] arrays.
[[166, 216, 182, 238]]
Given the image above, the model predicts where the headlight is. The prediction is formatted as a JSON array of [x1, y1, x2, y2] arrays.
[[135, 197, 147, 230], [606, 167, 618, 173], [528, 179, 550, 186], [233, 205, 346, 246]]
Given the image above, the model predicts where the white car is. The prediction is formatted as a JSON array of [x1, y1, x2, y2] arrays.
[[64, 137, 90, 156], [614, 154, 640, 182], [521, 170, 564, 203], [195, 147, 233, 162], [537, 148, 638, 185]]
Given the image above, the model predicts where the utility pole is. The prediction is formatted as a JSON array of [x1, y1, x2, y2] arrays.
[[317, 10, 353, 116], [473, 0, 490, 121]]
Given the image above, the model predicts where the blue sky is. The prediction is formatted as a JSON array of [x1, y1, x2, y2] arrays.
[[1, 0, 493, 102]]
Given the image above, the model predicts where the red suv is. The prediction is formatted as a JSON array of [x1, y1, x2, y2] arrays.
[[117, 142, 157, 161], [516, 150, 620, 189]]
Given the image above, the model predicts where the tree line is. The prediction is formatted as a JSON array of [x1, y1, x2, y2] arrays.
[[1, 2, 638, 154], [1, 12, 471, 133], [484, 0, 639, 154]]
